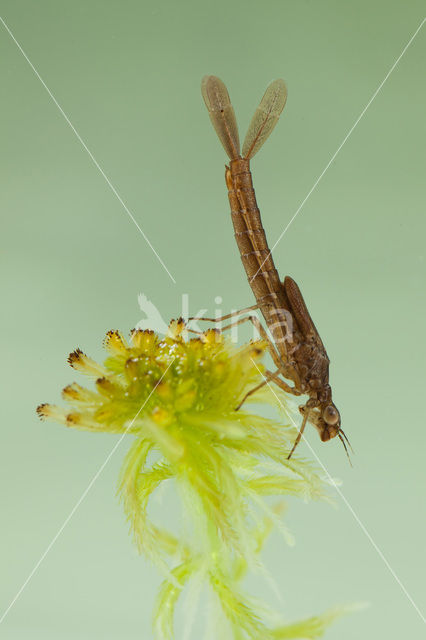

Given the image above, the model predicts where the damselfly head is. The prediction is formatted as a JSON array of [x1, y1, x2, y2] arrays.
[[320, 403, 341, 441], [316, 403, 353, 463], [296, 403, 352, 463], [300, 402, 341, 441]]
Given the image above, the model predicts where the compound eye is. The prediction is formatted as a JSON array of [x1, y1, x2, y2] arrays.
[[323, 405, 339, 425]]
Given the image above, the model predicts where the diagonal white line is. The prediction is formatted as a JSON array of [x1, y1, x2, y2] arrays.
[[0, 15, 176, 284], [251, 17, 426, 284], [0, 359, 175, 625], [250, 359, 426, 625]]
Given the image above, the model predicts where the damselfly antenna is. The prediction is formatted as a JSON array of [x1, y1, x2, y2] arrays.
[[338, 432, 353, 466]]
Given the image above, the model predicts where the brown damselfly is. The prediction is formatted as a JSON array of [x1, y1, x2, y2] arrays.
[[199, 75, 352, 461]]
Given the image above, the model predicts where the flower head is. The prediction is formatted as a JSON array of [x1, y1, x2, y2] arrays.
[[38, 320, 347, 639], [38, 320, 266, 435]]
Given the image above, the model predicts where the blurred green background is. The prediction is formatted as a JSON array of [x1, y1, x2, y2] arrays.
[[1, 1, 425, 638]]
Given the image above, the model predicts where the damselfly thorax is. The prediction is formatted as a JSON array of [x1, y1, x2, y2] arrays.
[[200, 75, 351, 461]]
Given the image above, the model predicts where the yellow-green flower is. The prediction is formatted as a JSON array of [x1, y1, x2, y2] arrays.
[[37, 320, 348, 639]]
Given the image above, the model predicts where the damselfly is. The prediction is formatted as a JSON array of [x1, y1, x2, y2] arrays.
[[199, 75, 351, 461]]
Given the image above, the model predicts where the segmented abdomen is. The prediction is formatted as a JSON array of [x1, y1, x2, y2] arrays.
[[226, 158, 290, 355]]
